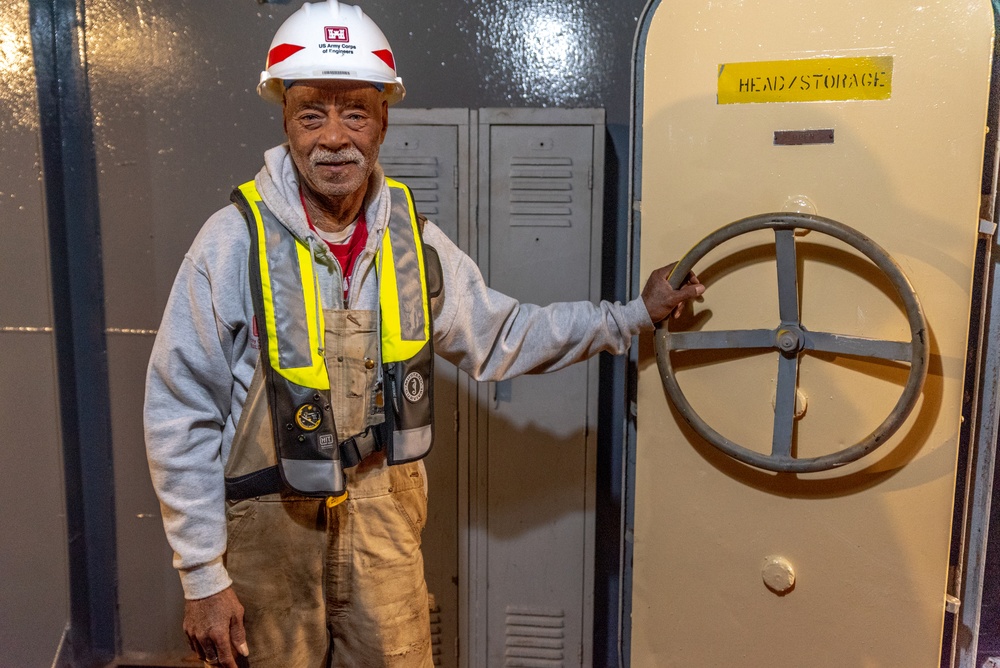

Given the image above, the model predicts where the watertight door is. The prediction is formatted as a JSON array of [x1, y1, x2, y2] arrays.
[[630, 1, 994, 666]]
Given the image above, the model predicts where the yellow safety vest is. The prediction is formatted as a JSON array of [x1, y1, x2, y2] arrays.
[[230, 178, 436, 497]]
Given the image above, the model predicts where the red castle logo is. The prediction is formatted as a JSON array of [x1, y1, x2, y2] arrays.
[[325, 26, 349, 42]]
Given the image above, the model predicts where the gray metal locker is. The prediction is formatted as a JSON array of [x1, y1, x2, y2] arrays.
[[382, 110, 470, 243], [472, 108, 605, 668], [381, 108, 472, 667]]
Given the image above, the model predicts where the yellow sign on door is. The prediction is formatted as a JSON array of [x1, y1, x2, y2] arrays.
[[718, 56, 893, 104]]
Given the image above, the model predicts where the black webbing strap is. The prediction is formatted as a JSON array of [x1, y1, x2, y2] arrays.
[[225, 466, 283, 501], [339, 430, 381, 469]]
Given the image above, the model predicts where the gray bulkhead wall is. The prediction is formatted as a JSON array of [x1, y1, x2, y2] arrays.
[[2, 0, 647, 665], [0, 2, 71, 666]]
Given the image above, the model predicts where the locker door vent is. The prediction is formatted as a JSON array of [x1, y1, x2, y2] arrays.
[[508, 157, 574, 228], [503, 605, 565, 667], [429, 593, 443, 666], [382, 156, 442, 216]]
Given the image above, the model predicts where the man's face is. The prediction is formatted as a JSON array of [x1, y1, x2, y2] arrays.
[[283, 79, 388, 206]]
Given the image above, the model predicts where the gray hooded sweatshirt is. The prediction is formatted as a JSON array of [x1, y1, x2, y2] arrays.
[[144, 145, 654, 600]]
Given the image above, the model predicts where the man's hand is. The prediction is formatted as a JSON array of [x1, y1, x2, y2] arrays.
[[183, 587, 249, 667], [641, 262, 705, 324]]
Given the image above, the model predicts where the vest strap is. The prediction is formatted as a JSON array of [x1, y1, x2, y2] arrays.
[[339, 429, 380, 469], [225, 466, 284, 501]]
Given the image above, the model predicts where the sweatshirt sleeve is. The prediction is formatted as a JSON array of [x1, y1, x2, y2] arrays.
[[144, 225, 242, 600], [423, 224, 654, 381]]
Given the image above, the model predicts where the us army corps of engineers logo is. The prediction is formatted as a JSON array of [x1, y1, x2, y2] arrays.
[[321, 26, 357, 56]]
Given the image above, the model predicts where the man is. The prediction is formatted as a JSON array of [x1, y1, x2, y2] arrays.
[[143, 2, 704, 667]]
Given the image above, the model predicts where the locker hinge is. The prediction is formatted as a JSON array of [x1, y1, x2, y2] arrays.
[[979, 218, 996, 236], [453, 164, 459, 190], [453, 408, 459, 434], [587, 166, 593, 190]]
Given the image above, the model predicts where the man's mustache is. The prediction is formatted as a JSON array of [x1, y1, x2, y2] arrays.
[[310, 148, 365, 166]]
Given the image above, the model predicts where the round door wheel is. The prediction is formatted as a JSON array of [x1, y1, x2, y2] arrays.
[[655, 212, 928, 473]]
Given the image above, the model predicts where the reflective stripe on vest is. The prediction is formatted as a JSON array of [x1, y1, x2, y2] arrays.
[[381, 178, 430, 361], [237, 181, 329, 390]]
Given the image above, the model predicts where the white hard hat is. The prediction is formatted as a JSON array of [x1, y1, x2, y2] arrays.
[[258, 0, 405, 106]]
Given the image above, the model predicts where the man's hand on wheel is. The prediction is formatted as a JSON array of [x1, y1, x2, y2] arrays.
[[642, 262, 705, 323]]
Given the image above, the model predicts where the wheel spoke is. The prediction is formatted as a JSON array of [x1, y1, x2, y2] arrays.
[[665, 329, 776, 351], [772, 352, 799, 460], [775, 228, 800, 324], [805, 331, 912, 362]]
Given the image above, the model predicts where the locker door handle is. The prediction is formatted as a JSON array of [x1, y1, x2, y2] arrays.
[[655, 212, 928, 473]]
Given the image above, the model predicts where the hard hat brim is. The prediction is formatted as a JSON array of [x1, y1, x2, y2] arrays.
[[258, 75, 405, 106]]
